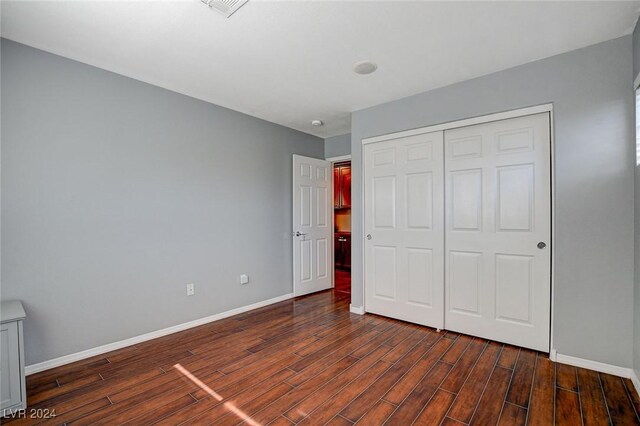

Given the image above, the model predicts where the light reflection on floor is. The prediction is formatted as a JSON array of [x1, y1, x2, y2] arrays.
[[174, 363, 261, 425]]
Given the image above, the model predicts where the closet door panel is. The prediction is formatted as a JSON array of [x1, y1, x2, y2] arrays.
[[364, 132, 444, 328], [444, 112, 551, 352]]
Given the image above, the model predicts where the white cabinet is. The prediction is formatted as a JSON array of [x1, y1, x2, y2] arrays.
[[1, 301, 26, 416]]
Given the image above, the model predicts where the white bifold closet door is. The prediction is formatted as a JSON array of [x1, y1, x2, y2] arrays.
[[364, 131, 445, 329], [444, 112, 551, 351]]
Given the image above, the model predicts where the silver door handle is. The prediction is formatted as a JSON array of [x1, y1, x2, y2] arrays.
[[366, 234, 372, 240], [537, 242, 546, 249], [295, 231, 307, 237]]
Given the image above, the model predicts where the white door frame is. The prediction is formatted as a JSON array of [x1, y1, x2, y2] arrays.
[[360, 103, 556, 356], [327, 154, 352, 292]]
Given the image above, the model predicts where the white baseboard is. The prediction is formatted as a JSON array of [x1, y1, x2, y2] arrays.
[[631, 369, 640, 397], [554, 352, 632, 379], [349, 305, 365, 315], [25, 293, 294, 375]]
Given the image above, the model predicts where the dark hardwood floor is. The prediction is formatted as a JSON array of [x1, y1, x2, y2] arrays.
[[335, 270, 351, 298], [5, 290, 640, 425]]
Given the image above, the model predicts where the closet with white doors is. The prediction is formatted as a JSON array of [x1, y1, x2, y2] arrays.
[[364, 110, 551, 351]]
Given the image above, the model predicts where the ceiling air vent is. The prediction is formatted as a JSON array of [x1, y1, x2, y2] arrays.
[[201, 0, 249, 18]]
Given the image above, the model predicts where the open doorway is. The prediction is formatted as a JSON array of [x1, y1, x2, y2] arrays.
[[332, 158, 351, 299]]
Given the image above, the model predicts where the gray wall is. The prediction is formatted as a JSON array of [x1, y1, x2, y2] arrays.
[[351, 36, 635, 367], [1, 39, 324, 365], [634, 20, 640, 84], [633, 20, 640, 380], [324, 134, 351, 159]]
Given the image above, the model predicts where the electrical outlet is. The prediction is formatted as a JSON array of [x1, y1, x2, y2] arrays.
[[240, 274, 249, 285], [186, 283, 195, 296]]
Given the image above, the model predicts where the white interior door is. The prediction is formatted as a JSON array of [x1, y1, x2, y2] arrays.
[[293, 155, 332, 297], [444, 112, 551, 351], [364, 132, 445, 329]]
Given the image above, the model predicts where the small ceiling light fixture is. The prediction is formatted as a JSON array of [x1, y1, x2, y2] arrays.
[[311, 120, 324, 127], [353, 60, 378, 75], [201, 0, 249, 18]]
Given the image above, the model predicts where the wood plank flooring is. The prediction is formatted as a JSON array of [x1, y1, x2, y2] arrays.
[[4, 290, 639, 425], [334, 270, 350, 297]]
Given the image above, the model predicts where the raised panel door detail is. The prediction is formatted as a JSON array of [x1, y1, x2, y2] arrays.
[[300, 239, 312, 282], [373, 246, 396, 300], [407, 142, 433, 162], [451, 169, 482, 231], [407, 248, 433, 307], [496, 127, 534, 154], [406, 172, 433, 229], [300, 163, 312, 179], [373, 176, 396, 229], [495, 254, 534, 325], [333, 167, 340, 208], [339, 166, 351, 207], [497, 164, 534, 232], [316, 187, 328, 227], [0, 321, 21, 413], [449, 136, 483, 160], [343, 237, 351, 269], [316, 166, 328, 181], [300, 186, 312, 227], [449, 251, 481, 316], [335, 235, 351, 270], [373, 148, 396, 167], [316, 239, 328, 279], [0, 327, 11, 408]]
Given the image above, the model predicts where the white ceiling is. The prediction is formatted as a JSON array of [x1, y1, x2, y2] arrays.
[[2, 1, 639, 138]]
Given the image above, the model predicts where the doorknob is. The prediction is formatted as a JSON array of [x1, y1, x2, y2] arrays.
[[366, 234, 372, 240], [295, 231, 307, 237], [537, 242, 546, 249]]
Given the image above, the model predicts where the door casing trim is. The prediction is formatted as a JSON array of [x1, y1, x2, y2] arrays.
[[327, 155, 352, 293], [361, 103, 553, 145]]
